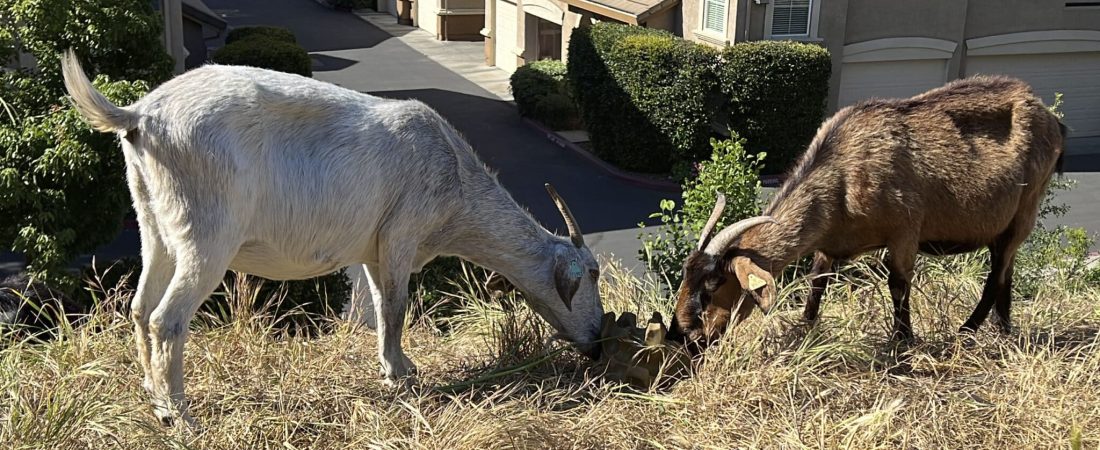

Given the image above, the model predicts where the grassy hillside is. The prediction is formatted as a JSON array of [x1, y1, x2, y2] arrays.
[[2, 254, 1098, 449]]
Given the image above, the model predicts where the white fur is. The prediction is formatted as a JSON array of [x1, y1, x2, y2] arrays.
[[61, 52, 604, 427]]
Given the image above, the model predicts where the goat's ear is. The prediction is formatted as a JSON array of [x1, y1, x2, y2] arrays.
[[553, 256, 582, 310], [732, 257, 776, 312]]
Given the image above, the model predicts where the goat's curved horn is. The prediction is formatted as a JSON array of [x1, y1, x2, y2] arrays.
[[703, 216, 777, 256], [544, 183, 584, 247], [696, 193, 727, 251]]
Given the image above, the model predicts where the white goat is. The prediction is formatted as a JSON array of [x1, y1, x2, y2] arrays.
[[61, 51, 604, 427]]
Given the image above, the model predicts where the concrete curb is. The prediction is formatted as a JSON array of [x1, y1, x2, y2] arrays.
[[521, 118, 682, 193]]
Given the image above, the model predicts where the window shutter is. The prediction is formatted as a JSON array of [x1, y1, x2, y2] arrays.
[[771, 0, 811, 36], [703, 0, 727, 33]]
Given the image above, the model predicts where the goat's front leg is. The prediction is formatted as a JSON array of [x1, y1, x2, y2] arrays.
[[803, 252, 837, 323], [885, 245, 917, 343], [371, 256, 416, 385]]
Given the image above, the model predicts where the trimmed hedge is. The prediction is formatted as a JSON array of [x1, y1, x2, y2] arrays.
[[568, 23, 719, 174], [510, 60, 581, 130], [225, 26, 297, 45], [718, 41, 831, 173], [212, 36, 313, 77]]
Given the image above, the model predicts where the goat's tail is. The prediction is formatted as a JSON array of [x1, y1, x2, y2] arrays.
[[60, 49, 139, 134]]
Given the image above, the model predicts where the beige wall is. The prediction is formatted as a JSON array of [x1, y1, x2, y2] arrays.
[[842, 0, 964, 44], [643, 7, 677, 32], [680, 0, 702, 43]]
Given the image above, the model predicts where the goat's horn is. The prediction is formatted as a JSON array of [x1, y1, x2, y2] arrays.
[[703, 216, 777, 256], [696, 193, 727, 251], [544, 183, 584, 248]]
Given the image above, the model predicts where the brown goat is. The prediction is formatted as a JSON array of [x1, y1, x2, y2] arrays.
[[670, 75, 1066, 347]]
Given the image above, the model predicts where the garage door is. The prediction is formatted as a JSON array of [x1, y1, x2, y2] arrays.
[[838, 59, 948, 107], [417, 0, 437, 37], [967, 52, 1100, 137], [494, 0, 518, 72]]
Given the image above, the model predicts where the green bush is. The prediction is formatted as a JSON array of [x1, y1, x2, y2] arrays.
[[225, 26, 297, 45], [510, 60, 581, 130], [717, 41, 831, 174], [0, 75, 150, 288], [640, 135, 765, 287], [568, 23, 718, 174], [212, 37, 313, 77], [0, 0, 172, 287], [2, 0, 174, 92]]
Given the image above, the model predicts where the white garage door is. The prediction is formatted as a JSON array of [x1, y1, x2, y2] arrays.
[[838, 59, 948, 107], [494, 0, 518, 73], [967, 52, 1100, 137], [417, 0, 437, 37]]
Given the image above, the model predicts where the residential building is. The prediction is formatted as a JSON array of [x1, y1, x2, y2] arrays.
[[482, 0, 1100, 147], [378, 0, 486, 40]]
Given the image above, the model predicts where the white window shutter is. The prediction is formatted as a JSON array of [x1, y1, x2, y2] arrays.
[[703, 0, 727, 33], [771, 0, 811, 36]]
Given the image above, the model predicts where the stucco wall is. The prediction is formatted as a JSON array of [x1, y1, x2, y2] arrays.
[[643, 7, 678, 32], [842, 0, 965, 44]]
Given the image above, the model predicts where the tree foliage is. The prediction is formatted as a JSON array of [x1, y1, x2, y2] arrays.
[[0, 0, 171, 285]]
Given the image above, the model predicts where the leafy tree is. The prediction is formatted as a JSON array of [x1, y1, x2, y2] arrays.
[[0, 0, 171, 286]]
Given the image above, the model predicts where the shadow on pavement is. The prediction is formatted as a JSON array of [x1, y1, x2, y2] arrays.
[[207, 0, 393, 52], [311, 53, 359, 72]]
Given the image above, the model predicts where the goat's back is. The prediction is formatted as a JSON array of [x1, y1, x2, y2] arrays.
[[781, 75, 1065, 255], [120, 65, 474, 277]]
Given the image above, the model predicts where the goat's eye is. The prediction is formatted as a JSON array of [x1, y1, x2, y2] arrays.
[[589, 269, 599, 281]]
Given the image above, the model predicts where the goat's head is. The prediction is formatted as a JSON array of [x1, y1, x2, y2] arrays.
[[668, 195, 777, 349], [508, 184, 604, 359]]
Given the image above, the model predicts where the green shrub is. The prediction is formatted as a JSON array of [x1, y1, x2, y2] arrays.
[[510, 60, 581, 130], [1013, 177, 1100, 296], [225, 26, 297, 45], [212, 37, 313, 77], [3, 0, 174, 92], [0, 0, 172, 287], [0, 75, 149, 288], [640, 135, 764, 287], [568, 23, 718, 174], [717, 41, 831, 174]]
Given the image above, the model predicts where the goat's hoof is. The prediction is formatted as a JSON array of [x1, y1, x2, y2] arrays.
[[379, 354, 418, 387]]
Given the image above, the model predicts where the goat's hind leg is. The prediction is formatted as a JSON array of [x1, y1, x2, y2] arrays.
[[959, 229, 1024, 335], [131, 231, 174, 399], [372, 246, 416, 385], [147, 238, 237, 427]]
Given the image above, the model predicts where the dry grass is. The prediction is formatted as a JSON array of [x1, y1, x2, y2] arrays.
[[2, 253, 1099, 449]]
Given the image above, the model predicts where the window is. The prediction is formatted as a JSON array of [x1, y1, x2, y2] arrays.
[[702, 0, 728, 34], [536, 17, 562, 60], [770, 0, 812, 36]]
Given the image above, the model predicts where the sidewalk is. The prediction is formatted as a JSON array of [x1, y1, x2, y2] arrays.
[[351, 11, 514, 102]]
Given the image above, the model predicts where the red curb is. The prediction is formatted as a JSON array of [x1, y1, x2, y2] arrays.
[[521, 118, 681, 193]]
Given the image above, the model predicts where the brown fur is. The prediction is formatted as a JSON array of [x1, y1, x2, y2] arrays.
[[672, 75, 1066, 346]]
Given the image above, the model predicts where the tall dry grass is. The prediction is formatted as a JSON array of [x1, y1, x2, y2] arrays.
[[1, 252, 1098, 449]]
